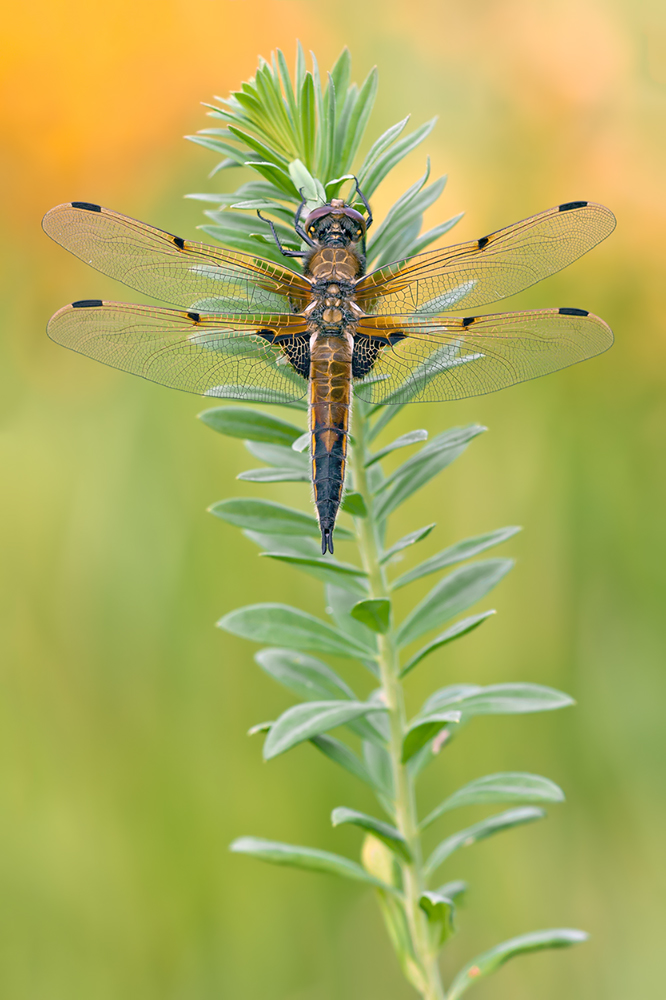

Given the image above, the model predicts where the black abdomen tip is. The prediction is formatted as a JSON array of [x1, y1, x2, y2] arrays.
[[71, 201, 102, 212], [321, 527, 334, 555], [558, 200, 587, 212], [559, 307, 589, 316], [72, 299, 103, 308]]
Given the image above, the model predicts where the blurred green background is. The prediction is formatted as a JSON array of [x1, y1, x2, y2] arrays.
[[1, 1, 665, 997]]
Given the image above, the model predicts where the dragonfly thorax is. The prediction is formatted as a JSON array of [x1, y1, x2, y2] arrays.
[[304, 246, 364, 283]]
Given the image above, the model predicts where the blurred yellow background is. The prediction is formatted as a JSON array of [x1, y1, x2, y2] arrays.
[[2, 1, 665, 997]]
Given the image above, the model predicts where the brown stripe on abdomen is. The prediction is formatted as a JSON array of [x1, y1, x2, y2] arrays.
[[309, 334, 353, 555]]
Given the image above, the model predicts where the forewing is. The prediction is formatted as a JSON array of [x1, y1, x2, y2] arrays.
[[354, 308, 613, 404], [48, 300, 309, 402], [42, 202, 311, 313], [356, 202, 615, 315]]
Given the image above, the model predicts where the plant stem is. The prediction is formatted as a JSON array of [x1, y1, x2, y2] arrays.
[[350, 404, 445, 1000]]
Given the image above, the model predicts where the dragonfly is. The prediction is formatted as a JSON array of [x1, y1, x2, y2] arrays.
[[42, 191, 615, 554]]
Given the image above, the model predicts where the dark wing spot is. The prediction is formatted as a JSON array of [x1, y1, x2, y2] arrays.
[[477, 235, 490, 249], [559, 307, 589, 316], [187, 311, 200, 322], [277, 334, 310, 379], [173, 236, 185, 250], [72, 299, 103, 308], [558, 201, 587, 212], [388, 332, 406, 345], [255, 329, 275, 342], [71, 201, 102, 212], [462, 316, 475, 326], [352, 334, 385, 379]]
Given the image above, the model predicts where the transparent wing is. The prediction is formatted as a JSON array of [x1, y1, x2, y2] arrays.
[[355, 202, 616, 316], [354, 308, 613, 404], [47, 300, 309, 402], [42, 202, 311, 314]]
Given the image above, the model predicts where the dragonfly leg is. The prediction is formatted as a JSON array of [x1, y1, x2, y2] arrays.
[[351, 177, 373, 230], [293, 190, 316, 246], [256, 211, 306, 258]]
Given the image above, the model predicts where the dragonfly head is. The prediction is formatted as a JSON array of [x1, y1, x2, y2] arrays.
[[303, 199, 367, 249]]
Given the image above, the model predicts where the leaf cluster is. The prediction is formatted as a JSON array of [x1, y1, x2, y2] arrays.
[[186, 44, 462, 267]]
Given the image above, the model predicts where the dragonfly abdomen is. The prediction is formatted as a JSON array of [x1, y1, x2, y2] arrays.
[[309, 333, 353, 555]]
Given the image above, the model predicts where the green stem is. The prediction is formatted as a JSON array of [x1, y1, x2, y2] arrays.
[[351, 404, 445, 1000]]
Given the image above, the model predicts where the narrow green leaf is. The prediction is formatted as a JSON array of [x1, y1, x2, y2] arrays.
[[298, 74, 316, 171], [289, 158, 325, 208], [423, 682, 575, 717], [185, 133, 251, 165], [210, 498, 353, 540], [325, 584, 378, 663], [420, 890, 456, 948], [367, 164, 443, 265], [201, 381, 307, 407], [254, 645, 381, 745], [295, 41, 307, 97], [277, 48, 298, 125], [365, 430, 429, 467], [406, 713, 465, 778], [263, 700, 384, 759], [243, 530, 321, 558], [424, 807, 546, 878], [237, 467, 309, 483], [245, 161, 299, 198], [402, 711, 462, 763], [341, 491, 368, 517], [243, 440, 309, 470], [421, 773, 565, 830], [363, 740, 394, 798], [358, 118, 437, 197], [227, 124, 290, 168], [254, 647, 356, 701], [404, 212, 464, 257], [356, 116, 410, 180], [247, 720, 273, 735], [260, 553, 369, 594], [437, 879, 468, 902], [374, 426, 486, 521], [310, 51, 325, 176], [310, 734, 376, 787], [400, 613, 496, 677], [198, 406, 303, 445], [397, 560, 513, 649], [329, 47, 351, 106], [333, 84, 358, 176], [338, 66, 378, 171], [392, 527, 522, 590], [319, 74, 337, 183], [351, 598, 391, 634], [332, 807, 411, 862], [230, 836, 390, 889], [380, 524, 436, 564], [219, 603, 374, 658], [445, 929, 588, 1000], [292, 430, 310, 453]]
